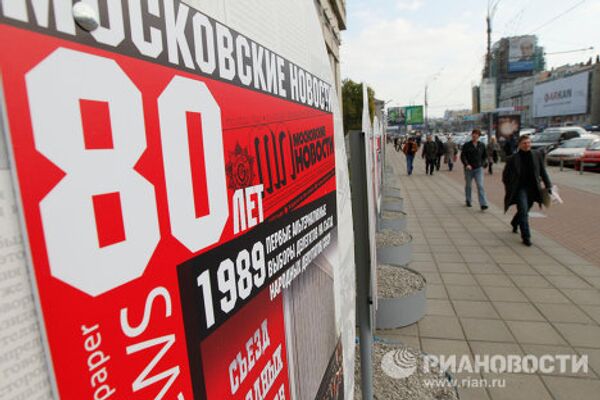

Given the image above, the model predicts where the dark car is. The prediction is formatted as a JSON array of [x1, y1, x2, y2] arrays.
[[530, 127, 588, 153]]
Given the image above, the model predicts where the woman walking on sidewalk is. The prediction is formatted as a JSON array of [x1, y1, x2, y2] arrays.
[[486, 136, 500, 174], [460, 129, 489, 210], [422, 135, 438, 175], [444, 136, 458, 171], [502, 135, 553, 247]]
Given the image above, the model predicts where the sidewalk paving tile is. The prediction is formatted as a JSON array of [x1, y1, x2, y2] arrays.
[[581, 305, 600, 324], [511, 275, 552, 289], [545, 275, 593, 289], [460, 318, 515, 342], [493, 302, 545, 322], [483, 286, 529, 302], [521, 344, 596, 378], [469, 341, 523, 357], [441, 273, 478, 286], [426, 284, 448, 299], [541, 376, 600, 400], [418, 315, 465, 340], [453, 300, 500, 319], [536, 303, 593, 324], [474, 274, 515, 288], [426, 299, 455, 316], [446, 285, 488, 301], [552, 323, 600, 348], [437, 262, 470, 273], [577, 347, 600, 377], [506, 321, 566, 345], [421, 338, 472, 358], [524, 288, 572, 304], [561, 288, 600, 306], [487, 374, 553, 400]]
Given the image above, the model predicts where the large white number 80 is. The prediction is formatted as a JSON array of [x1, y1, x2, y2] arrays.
[[26, 48, 228, 296]]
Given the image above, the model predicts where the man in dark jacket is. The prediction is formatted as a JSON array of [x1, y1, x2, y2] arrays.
[[402, 137, 418, 175], [460, 129, 489, 210], [434, 136, 445, 171], [421, 135, 438, 175], [502, 135, 552, 246]]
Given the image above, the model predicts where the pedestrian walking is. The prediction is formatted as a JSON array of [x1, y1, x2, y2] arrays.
[[503, 133, 517, 157], [502, 135, 552, 247], [402, 137, 418, 175], [444, 136, 458, 171], [415, 132, 422, 147], [486, 136, 500, 174], [394, 137, 402, 152], [460, 129, 489, 210], [434, 136, 444, 171], [421, 135, 437, 175]]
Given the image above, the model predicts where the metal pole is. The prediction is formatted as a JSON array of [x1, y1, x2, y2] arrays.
[[560, 158, 564, 171], [349, 130, 374, 400], [487, 15, 493, 141]]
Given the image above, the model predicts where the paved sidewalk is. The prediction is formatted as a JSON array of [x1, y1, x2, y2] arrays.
[[445, 159, 600, 267], [378, 145, 600, 400]]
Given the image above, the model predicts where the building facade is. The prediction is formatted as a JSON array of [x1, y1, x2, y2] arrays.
[[314, 0, 347, 106], [498, 60, 600, 128]]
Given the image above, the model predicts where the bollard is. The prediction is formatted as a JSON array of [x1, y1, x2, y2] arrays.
[[560, 158, 564, 171], [579, 160, 584, 175]]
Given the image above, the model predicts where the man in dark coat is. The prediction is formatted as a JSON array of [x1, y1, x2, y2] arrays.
[[421, 135, 438, 175], [460, 129, 489, 210], [434, 136, 444, 171], [502, 135, 552, 246]]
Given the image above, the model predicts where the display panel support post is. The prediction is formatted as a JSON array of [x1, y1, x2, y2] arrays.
[[349, 130, 374, 400]]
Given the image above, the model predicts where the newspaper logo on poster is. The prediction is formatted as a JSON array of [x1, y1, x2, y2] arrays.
[[0, 1, 354, 399]]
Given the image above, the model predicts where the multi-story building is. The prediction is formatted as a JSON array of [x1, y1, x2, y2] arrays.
[[314, 0, 347, 106], [498, 59, 600, 128]]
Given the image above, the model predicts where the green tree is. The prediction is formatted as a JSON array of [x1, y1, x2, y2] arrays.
[[342, 79, 375, 135]]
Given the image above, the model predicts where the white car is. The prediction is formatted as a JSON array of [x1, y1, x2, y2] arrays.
[[519, 128, 536, 136], [545, 135, 600, 166]]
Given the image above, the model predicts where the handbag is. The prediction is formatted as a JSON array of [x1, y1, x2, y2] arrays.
[[541, 188, 552, 208]]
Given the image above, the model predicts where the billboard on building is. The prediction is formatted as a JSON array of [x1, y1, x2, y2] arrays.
[[508, 36, 537, 73], [404, 106, 424, 125], [0, 1, 357, 400], [533, 72, 589, 118], [480, 79, 497, 113]]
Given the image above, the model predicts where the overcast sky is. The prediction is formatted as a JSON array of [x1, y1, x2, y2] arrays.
[[340, 0, 600, 117]]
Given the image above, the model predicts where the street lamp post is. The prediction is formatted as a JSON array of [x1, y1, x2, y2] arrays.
[[487, 0, 501, 139]]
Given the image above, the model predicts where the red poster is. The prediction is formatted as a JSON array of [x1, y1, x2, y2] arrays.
[[0, 2, 344, 399]]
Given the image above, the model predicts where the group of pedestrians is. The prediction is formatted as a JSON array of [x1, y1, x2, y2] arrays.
[[396, 129, 552, 247]]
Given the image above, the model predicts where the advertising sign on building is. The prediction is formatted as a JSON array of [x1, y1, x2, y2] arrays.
[[533, 72, 589, 118], [0, 1, 356, 399], [403, 106, 424, 125], [480, 79, 497, 113], [508, 36, 537, 73]]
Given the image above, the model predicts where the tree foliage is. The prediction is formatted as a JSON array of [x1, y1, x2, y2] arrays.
[[342, 79, 375, 135]]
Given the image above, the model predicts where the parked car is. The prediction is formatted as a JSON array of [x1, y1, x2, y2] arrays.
[[545, 135, 600, 166], [575, 140, 600, 171], [530, 126, 588, 153], [519, 128, 536, 136]]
